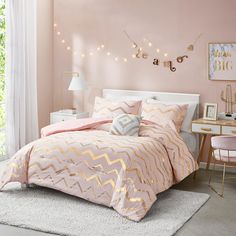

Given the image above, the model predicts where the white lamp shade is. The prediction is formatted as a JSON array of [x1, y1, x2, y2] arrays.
[[68, 75, 87, 91]]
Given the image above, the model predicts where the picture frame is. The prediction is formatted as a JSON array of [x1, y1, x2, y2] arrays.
[[208, 43, 236, 81], [203, 103, 218, 120]]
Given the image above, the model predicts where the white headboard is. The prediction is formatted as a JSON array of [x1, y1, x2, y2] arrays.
[[103, 89, 200, 118]]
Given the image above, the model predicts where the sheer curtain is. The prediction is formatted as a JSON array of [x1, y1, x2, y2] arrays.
[[5, 0, 38, 157]]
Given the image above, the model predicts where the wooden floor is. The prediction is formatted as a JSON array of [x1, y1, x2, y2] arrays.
[[0, 168, 235, 236]]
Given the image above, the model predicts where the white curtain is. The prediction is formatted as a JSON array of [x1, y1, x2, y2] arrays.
[[5, 0, 38, 157]]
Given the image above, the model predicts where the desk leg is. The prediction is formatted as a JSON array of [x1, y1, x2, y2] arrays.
[[206, 144, 212, 170], [194, 134, 207, 179]]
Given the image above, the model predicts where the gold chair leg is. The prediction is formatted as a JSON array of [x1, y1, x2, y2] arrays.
[[209, 161, 226, 198], [221, 163, 226, 197], [208, 158, 216, 186]]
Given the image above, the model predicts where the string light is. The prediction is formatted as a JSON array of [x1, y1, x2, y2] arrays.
[[54, 23, 128, 64], [132, 54, 136, 58], [148, 42, 152, 47], [156, 48, 160, 53], [164, 53, 168, 57], [132, 44, 136, 48]]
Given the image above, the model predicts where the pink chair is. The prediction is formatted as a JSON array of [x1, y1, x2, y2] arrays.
[[209, 136, 236, 197]]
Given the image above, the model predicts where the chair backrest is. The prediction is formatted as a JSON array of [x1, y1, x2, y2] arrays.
[[211, 135, 236, 151]]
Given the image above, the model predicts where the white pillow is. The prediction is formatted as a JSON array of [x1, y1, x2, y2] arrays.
[[145, 99, 197, 133]]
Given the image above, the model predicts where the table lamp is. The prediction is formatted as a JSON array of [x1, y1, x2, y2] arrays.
[[68, 73, 88, 91], [66, 72, 87, 113]]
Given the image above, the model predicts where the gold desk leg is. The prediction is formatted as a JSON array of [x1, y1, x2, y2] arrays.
[[194, 134, 206, 179], [206, 138, 213, 170], [208, 158, 216, 186]]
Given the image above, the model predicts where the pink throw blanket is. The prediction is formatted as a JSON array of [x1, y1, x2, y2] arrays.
[[41, 118, 113, 137]]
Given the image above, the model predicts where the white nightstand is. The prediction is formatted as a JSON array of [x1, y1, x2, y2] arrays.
[[50, 111, 89, 124]]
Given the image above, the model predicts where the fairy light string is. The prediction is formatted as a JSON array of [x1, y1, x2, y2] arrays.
[[54, 23, 129, 63]]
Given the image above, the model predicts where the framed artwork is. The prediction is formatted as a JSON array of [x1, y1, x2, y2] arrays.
[[203, 103, 218, 120], [208, 43, 236, 81]]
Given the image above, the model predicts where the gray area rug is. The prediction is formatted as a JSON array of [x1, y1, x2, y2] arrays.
[[0, 183, 209, 236]]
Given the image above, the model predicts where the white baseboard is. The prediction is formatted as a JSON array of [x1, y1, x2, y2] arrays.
[[200, 162, 236, 173]]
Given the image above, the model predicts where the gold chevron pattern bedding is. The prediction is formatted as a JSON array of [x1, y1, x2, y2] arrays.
[[92, 96, 141, 118], [0, 119, 198, 221], [142, 101, 188, 132]]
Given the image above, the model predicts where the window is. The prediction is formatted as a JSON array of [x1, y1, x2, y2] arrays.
[[0, 0, 5, 159]]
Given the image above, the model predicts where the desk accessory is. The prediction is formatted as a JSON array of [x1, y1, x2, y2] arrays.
[[221, 84, 236, 117]]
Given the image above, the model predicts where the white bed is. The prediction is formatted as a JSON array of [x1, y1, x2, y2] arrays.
[[103, 89, 200, 158], [0, 89, 200, 222]]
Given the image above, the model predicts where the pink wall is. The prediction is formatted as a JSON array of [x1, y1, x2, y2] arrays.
[[52, 0, 236, 160], [37, 0, 54, 130]]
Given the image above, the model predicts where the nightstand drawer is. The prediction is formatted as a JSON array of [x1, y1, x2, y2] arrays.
[[192, 123, 221, 134], [50, 111, 89, 124], [222, 126, 236, 135], [51, 114, 77, 124]]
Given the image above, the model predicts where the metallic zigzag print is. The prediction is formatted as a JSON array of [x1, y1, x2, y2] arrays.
[[0, 125, 198, 222], [142, 102, 188, 133], [92, 97, 141, 118]]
